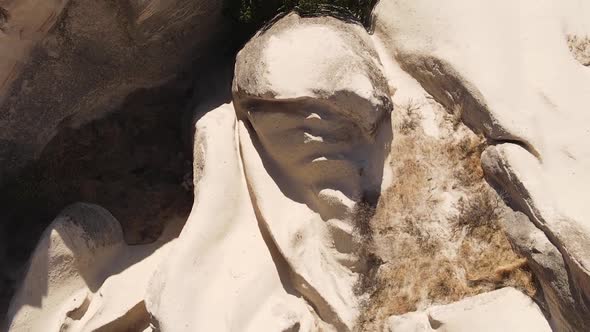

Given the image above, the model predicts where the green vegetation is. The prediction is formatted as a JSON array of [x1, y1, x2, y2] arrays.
[[223, 0, 377, 41]]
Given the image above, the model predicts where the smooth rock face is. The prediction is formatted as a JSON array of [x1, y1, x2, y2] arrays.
[[5, 203, 174, 331], [373, 0, 590, 330], [499, 210, 589, 331], [8, 1, 590, 330], [387, 287, 551, 332], [0, 0, 226, 181], [146, 104, 327, 332], [5, 12, 394, 332], [234, 12, 392, 329], [233, 13, 393, 219], [146, 13, 393, 331]]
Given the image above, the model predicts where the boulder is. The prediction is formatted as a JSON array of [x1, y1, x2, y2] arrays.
[[233, 12, 393, 218], [387, 287, 551, 332]]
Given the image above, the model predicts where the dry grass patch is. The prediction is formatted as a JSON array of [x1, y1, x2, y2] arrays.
[[454, 188, 535, 295], [568, 35, 590, 66], [451, 191, 501, 235], [355, 101, 535, 331], [398, 99, 423, 135]]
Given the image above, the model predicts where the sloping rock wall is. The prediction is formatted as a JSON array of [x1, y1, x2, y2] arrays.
[[373, 0, 590, 330]]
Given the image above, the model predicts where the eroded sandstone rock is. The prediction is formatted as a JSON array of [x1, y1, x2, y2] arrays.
[[6, 203, 174, 331], [234, 12, 392, 329], [387, 287, 551, 332], [502, 210, 590, 331], [147, 12, 393, 331], [373, 0, 590, 330], [7, 0, 588, 330], [0, 0, 227, 181]]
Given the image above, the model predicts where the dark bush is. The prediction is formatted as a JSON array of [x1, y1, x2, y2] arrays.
[[223, 0, 377, 47]]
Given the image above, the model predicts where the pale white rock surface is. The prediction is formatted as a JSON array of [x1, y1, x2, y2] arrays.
[[0, 0, 227, 181], [232, 13, 393, 329], [387, 287, 551, 332], [373, 0, 590, 329], [9, 2, 586, 330], [233, 13, 392, 137], [5, 12, 394, 332], [5, 203, 174, 331], [146, 104, 326, 332], [148, 13, 393, 331]]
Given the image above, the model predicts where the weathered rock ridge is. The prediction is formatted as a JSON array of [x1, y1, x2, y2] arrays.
[[372, 0, 590, 330], [3, 1, 590, 331]]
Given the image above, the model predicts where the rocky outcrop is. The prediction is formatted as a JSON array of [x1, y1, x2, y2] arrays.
[[499, 209, 590, 331], [373, 0, 590, 330], [232, 12, 393, 220], [147, 13, 393, 331], [233, 12, 392, 328], [5, 203, 174, 331], [6, 1, 590, 331], [386, 287, 551, 332], [0, 0, 227, 182], [146, 103, 328, 332], [0, 1, 227, 317], [7, 12, 396, 332]]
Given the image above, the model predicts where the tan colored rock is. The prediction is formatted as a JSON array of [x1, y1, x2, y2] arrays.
[[373, 0, 590, 329], [387, 287, 551, 332], [0, 0, 227, 181], [6, 203, 174, 331], [498, 209, 589, 331], [146, 104, 327, 331], [148, 13, 393, 331]]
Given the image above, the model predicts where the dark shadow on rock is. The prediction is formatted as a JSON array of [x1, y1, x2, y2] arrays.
[[0, 57, 235, 324], [4, 203, 163, 330], [233, 93, 392, 222]]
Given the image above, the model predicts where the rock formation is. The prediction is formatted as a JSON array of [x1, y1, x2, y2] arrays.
[[149, 13, 393, 331], [3, 0, 590, 331], [6, 13, 395, 331], [0, 0, 230, 317], [6, 203, 176, 331], [387, 287, 551, 332], [0, 0, 227, 181], [372, 0, 590, 330]]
